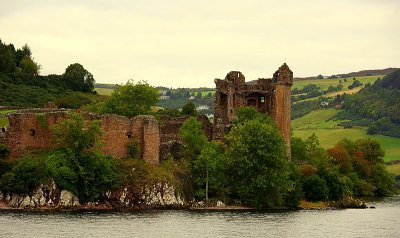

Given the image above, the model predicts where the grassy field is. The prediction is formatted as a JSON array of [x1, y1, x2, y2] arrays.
[[293, 75, 383, 103], [292, 75, 382, 91], [292, 109, 400, 162], [386, 164, 400, 176], [95, 87, 114, 96]]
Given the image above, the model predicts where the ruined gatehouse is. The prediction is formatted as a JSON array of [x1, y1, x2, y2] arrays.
[[213, 63, 293, 154]]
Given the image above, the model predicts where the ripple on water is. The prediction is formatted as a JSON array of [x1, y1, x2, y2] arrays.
[[1, 196, 400, 238]]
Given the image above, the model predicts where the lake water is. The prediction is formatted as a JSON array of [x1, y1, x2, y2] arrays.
[[0, 196, 399, 238]]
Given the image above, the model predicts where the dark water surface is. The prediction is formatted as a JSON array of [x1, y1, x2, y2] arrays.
[[0, 196, 399, 238]]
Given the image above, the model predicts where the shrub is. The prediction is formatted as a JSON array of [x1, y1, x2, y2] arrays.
[[302, 175, 329, 201], [0, 143, 9, 159], [1, 154, 50, 194], [127, 139, 139, 158]]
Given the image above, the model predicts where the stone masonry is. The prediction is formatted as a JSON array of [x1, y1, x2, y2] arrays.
[[5, 110, 160, 164], [213, 63, 293, 155]]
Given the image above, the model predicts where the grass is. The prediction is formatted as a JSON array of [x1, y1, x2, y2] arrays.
[[292, 109, 400, 162], [293, 75, 383, 103], [292, 108, 347, 130], [386, 164, 400, 176], [200, 90, 215, 97], [0, 110, 15, 127], [292, 75, 382, 91], [95, 88, 114, 96]]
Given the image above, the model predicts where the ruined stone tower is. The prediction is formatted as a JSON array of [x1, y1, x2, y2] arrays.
[[213, 63, 293, 155]]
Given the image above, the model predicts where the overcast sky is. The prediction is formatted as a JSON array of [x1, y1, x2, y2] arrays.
[[1, 0, 399, 88]]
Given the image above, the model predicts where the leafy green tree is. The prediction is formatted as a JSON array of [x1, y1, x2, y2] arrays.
[[284, 164, 303, 208], [225, 110, 290, 207], [53, 112, 103, 156], [93, 81, 159, 117], [1, 155, 49, 194], [14, 44, 33, 68], [181, 101, 197, 116], [20, 57, 41, 75], [51, 112, 121, 202], [0, 42, 16, 73], [302, 174, 329, 201], [63, 63, 95, 92], [193, 142, 223, 201], [179, 117, 208, 159], [291, 136, 310, 163]]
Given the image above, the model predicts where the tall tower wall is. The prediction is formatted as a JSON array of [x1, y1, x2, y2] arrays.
[[272, 84, 292, 156]]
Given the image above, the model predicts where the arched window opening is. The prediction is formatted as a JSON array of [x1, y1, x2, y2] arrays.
[[29, 129, 36, 136]]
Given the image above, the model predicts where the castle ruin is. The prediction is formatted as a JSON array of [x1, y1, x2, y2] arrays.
[[1, 63, 292, 162], [213, 63, 293, 154]]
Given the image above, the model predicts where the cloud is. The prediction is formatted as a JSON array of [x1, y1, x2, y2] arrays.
[[0, 0, 399, 87]]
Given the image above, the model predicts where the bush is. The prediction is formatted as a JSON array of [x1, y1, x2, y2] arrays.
[[0, 143, 9, 159], [302, 175, 329, 201], [127, 139, 139, 158], [284, 165, 303, 208], [1, 154, 50, 194]]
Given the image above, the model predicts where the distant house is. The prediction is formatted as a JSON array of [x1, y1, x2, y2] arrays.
[[196, 105, 209, 111], [160, 95, 170, 100], [189, 96, 195, 100], [321, 101, 329, 106]]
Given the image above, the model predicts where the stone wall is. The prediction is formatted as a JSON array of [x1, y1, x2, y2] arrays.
[[5, 110, 160, 164], [213, 63, 293, 155], [159, 115, 213, 160], [272, 84, 291, 156]]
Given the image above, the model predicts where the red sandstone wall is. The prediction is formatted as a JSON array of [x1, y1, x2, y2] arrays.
[[5, 111, 160, 163], [142, 116, 160, 165], [272, 84, 291, 156]]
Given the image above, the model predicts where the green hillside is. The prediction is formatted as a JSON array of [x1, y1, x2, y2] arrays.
[[292, 109, 400, 162], [292, 75, 382, 91]]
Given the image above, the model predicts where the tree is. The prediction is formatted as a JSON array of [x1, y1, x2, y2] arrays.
[[224, 109, 290, 207], [302, 174, 329, 201], [52, 112, 103, 156], [0, 42, 16, 73], [181, 101, 197, 116], [15, 43, 32, 67], [196, 91, 202, 99], [194, 142, 223, 201], [20, 57, 41, 75], [51, 112, 121, 202], [179, 117, 208, 160], [94, 81, 159, 117], [63, 63, 95, 92], [291, 136, 310, 163]]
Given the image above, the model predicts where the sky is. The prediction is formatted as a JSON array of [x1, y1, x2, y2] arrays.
[[0, 0, 399, 88]]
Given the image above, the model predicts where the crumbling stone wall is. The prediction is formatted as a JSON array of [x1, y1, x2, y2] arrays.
[[159, 115, 213, 160], [214, 63, 293, 155], [5, 110, 160, 164]]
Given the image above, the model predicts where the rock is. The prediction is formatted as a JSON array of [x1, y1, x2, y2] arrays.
[[9, 194, 24, 207], [31, 186, 45, 206], [59, 190, 80, 207], [216, 200, 226, 208], [20, 196, 33, 207], [370, 206, 376, 209], [163, 185, 178, 205]]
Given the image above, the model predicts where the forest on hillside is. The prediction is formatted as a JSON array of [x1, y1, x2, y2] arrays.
[[0, 39, 101, 108], [337, 70, 400, 137]]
